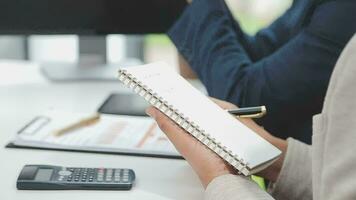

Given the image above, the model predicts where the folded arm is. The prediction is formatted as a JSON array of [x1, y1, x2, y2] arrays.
[[169, 0, 354, 140]]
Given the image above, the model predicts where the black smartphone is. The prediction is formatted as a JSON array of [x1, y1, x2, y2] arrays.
[[98, 93, 149, 116]]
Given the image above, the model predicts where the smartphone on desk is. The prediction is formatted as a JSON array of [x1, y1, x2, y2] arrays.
[[98, 93, 149, 116]]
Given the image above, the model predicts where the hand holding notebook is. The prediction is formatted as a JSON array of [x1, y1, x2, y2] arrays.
[[118, 62, 281, 176], [146, 100, 239, 188]]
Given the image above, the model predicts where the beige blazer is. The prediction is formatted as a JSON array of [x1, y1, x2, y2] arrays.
[[205, 34, 356, 200]]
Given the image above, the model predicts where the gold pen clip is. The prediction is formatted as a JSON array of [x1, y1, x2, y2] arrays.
[[237, 106, 267, 119]]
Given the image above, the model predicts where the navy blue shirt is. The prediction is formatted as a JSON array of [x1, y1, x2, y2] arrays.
[[168, 0, 356, 144]]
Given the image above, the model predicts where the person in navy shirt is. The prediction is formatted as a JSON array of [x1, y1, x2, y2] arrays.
[[168, 0, 356, 144]]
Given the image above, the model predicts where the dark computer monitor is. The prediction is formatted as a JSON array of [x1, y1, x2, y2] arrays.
[[0, 0, 187, 81], [0, 0, 187, 34]]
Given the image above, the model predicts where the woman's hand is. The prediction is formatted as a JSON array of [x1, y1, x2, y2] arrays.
[[146, 104, 234, 188], [146, 98, 287, 187]]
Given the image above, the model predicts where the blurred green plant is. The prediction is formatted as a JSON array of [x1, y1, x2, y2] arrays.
[[145, 34, 171, 47]]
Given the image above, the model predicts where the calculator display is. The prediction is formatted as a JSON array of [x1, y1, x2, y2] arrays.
[[34, 169, 53, 181]]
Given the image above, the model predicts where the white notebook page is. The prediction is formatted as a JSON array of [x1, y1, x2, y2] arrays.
[[122, 62, 281, 169]]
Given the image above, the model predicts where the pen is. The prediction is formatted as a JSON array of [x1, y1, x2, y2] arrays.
[[53, 113, 101, 136], [227, 106, 267, 118]]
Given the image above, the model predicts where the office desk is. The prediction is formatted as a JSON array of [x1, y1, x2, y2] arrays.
[[0, 61, 204, 200]]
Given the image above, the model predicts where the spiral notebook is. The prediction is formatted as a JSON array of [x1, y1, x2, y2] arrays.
[[117, 62, 281, 176]]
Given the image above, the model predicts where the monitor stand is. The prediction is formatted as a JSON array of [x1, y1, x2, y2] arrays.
[[40, 36, 143, 82]]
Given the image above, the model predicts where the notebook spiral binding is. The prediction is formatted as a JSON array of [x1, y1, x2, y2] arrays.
[[118, 69, 250, 176]]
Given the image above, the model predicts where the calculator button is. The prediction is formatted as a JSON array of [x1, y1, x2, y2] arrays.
[[58, 170, 72, 176]]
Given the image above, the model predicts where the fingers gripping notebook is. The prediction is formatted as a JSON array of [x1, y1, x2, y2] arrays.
[[118, 62, 281, 176]]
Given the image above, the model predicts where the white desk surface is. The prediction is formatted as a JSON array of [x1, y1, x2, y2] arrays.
[[0, 60, 204, 200]]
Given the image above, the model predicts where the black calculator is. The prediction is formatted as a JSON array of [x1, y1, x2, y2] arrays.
[[17, 165, 135, 190]]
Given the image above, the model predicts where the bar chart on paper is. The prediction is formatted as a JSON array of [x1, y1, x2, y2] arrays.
[[9, 111, 180, 158]]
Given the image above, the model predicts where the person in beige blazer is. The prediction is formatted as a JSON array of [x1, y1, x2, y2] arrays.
[[146, 34, 356, 200]]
